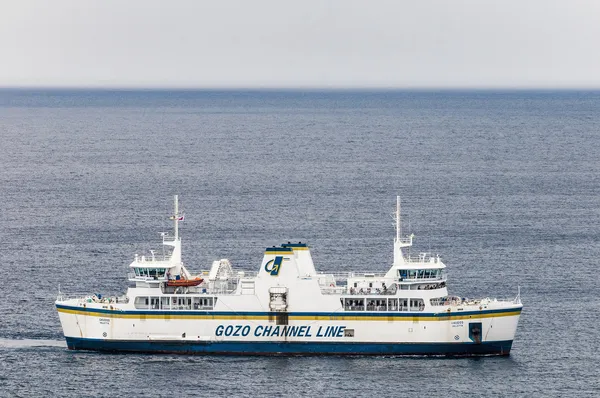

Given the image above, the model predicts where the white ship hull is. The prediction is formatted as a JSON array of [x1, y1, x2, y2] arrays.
[[57, 302, 521, 356]]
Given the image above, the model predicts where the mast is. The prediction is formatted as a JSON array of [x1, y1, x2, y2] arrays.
[[166, 194, 183, 268], [174, 194, 179, 240], [393, 196, 403, 265], [396, 196, 401, 242], [393, 195, 413, 266]]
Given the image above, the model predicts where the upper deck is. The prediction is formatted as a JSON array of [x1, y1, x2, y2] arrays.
[[56, 195, 522, 317]]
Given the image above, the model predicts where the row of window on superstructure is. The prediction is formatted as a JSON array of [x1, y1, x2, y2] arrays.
[[342, 298, 425, 312], [134, 296, 216, 310], [398, 269, 443, 280], [134, 268, 167, 278]]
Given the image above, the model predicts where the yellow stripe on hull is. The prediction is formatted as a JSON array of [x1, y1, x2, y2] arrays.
[[57, 307, 521, 322]]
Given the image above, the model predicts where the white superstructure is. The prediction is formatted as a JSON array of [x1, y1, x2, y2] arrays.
[[56, 196, 523, 356]]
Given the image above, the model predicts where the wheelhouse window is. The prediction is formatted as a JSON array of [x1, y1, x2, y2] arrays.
[[398, 269, 443, 281], [134, 268, 167, 278]]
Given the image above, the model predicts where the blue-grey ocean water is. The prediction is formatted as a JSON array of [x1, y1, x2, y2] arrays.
[[0, 90, 598, 397]]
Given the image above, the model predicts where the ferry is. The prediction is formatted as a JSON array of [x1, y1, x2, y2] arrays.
[[56, 196, 523, 356]]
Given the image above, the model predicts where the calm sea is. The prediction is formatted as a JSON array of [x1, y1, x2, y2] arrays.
[[0, 89, 598, 397]]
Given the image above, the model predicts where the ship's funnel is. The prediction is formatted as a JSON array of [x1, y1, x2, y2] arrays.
[[258, 243, 314, 281]]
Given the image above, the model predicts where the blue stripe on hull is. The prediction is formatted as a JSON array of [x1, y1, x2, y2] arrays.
[[65, 337, 513, 357]]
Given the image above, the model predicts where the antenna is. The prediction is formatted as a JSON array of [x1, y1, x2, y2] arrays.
[[396, 196, 401, 242], [160, 232, 167, 258]]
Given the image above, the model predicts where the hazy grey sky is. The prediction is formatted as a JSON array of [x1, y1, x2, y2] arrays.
[[1, 0, 600, 88]]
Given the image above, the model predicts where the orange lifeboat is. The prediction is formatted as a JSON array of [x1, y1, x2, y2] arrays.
[[166, 277, 204, 287]]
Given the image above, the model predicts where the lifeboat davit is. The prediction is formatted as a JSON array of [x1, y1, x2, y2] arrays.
[[166, 277, 204, 287]]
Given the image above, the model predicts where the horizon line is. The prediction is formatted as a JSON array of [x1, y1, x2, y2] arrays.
[[1, 85, 600, 92]]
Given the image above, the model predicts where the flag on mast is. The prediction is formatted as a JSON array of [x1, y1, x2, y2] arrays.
[[169, 214, 185, 221]]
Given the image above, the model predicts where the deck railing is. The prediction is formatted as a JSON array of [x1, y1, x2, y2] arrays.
[[56, 292, 129, 304], [404, 254, 443, 264], [316, 271, 445, 282], [317, 271, 388, 280], [133, 254, 172, 262], [430, 296, 522, 307]]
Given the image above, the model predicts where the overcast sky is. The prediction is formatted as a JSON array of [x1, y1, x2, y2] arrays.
[[1, 0, 599, 88]]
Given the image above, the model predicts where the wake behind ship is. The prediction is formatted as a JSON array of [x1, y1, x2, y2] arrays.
[[56, 196, 523, 356]]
